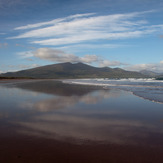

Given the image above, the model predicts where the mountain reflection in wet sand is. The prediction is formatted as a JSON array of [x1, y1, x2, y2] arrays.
[[0, 80, 163, 163]]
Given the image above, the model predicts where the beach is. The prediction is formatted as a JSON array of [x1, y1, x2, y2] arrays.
[[0, 79, 163, 163]]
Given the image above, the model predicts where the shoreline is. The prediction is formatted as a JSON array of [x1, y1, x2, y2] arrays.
[[1, 78, 163, 104]]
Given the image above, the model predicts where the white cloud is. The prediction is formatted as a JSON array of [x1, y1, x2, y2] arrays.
[[8, 11, 162, 46], [80, 55, 99, 63], [124, 62, 163, 73], [31, 30, 153, 46], [34, 48, 99, 63], [14, 13, 95, 30]]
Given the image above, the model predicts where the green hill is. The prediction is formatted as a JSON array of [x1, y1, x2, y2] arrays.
[[0, 62, 148, 79]]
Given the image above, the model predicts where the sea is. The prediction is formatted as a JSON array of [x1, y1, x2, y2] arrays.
[[63, 78, 163, 104]]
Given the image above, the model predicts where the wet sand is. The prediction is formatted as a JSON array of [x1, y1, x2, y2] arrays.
[[0, 80, 163, 163], [1, 135, 163, 163]]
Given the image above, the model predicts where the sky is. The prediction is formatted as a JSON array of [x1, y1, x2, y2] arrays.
[[0, 0, 163, 73]]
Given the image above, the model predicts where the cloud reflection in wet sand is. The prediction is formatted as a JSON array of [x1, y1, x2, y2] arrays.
[[20, 89, 120, 112], [16, 89, 163, 146], [17, 111, 163, 146]]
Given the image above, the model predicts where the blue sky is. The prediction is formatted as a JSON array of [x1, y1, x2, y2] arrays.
[[0, 0, 163, 73]]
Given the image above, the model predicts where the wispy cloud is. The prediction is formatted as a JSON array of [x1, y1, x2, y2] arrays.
[[8, 11, 162, 46], [59, 43, 124, 50], [32, 30, 153, 46], [14, 13, 95, 30], [17, 51, 34, 58]]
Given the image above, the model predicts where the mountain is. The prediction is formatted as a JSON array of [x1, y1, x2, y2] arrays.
[[139, 70, 160, 77], [0, 62, 148, 79]]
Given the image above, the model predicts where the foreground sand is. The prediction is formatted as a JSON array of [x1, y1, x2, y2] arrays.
[[1, 135, 163, 163]]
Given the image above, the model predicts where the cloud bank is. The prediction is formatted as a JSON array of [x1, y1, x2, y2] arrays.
[[124, 61, 163, 73], [22, 47, 124, 67], [17, 47, 126, 67], [33, 48, 99, 64]]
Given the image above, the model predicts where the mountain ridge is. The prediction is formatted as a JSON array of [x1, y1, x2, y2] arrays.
[[0, 62, 148, 79], [139, 70, 161, 77]]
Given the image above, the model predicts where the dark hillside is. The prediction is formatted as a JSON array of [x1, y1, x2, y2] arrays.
[[0, 62, 148, 79]]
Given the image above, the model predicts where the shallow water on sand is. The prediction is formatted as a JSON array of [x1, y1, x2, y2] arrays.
[[0, 80, 163, 163], [63, 78, 163, 104]]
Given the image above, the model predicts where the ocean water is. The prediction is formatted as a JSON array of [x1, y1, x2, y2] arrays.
[[62, 78, 163, 104]]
